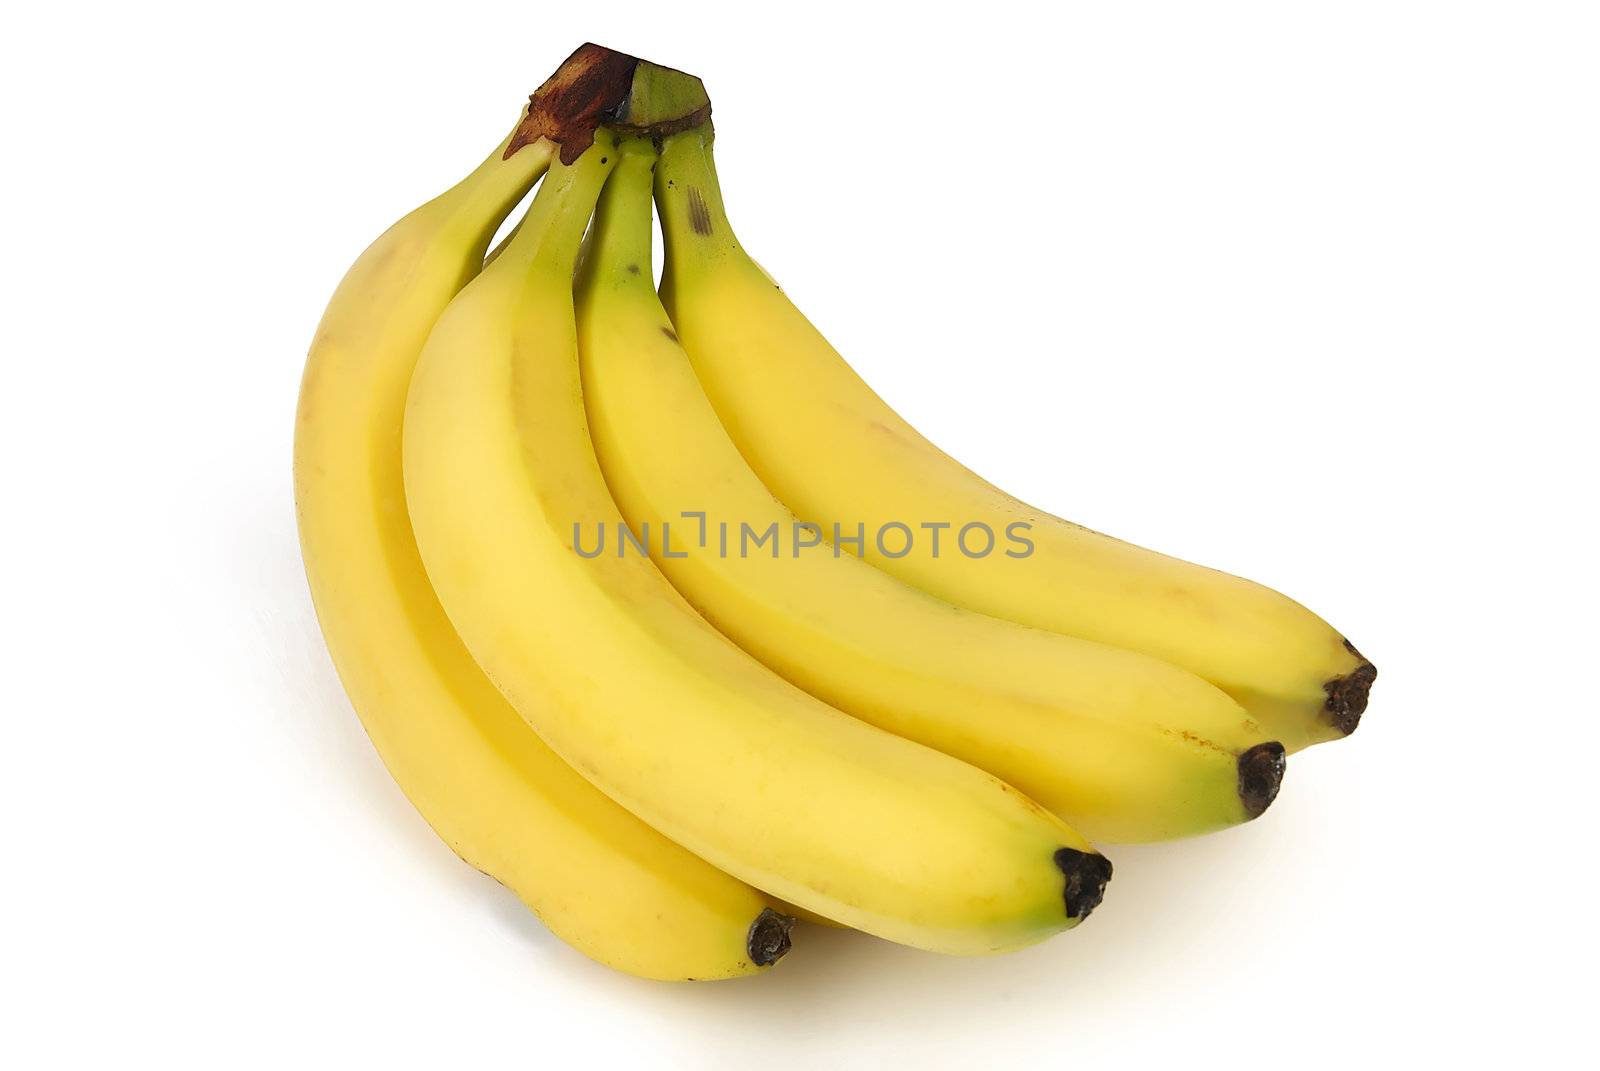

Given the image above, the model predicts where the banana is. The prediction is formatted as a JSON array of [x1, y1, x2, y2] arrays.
[[295, 63, 793, 979], [654, 127, 1376, 752], [576, 140, 1285, 844], [402, 137, 1113, 956]]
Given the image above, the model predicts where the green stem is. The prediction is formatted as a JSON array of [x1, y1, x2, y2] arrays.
[[492, 142, 618, 280], [656, 125, 743, 277], [581, 138, 660, 295]]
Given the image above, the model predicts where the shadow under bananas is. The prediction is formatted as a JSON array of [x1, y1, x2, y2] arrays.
[[523, 807, 1322, 1061], [655, 826, 1277, 1006], [246, 467, 1308, 1025], [240, 480, 564, 944]]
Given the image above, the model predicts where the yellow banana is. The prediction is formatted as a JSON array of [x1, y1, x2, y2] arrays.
[[403, 139, 1113, 957], [654, 126, 1375, 752], [576, 140, 1286, 844], [295, 61, 792, 980]]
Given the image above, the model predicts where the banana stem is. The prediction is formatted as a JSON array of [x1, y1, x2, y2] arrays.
[[440, 131, 552, 257], [508, 43, 711, 164], [490, 144, 618, 280], [580, 139, 660, 295], [655, 125, 744, 277]]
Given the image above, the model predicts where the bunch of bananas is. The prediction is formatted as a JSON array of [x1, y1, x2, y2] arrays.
[[295, 44, 1376, 981]]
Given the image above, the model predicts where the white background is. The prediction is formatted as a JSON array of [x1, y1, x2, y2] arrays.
[[4, 2, 1597, 1066]]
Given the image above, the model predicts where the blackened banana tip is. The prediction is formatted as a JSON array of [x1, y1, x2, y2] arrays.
[[1324, 640, 1378, 735], [747, 908, 795, 967], [1054, 848, 1113, 921], [1238, 741, 1287, 819]]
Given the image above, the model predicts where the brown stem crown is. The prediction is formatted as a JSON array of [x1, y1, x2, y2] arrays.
[[507, 43, 711, 164]]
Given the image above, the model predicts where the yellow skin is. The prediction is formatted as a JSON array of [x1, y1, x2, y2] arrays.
[[403, 140, 1110, 956], [654, 127, 1374, 753], [576, 143, 1284, 844], [295, 125, 790, 981]]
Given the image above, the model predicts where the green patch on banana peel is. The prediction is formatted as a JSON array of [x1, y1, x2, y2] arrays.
[[507, 43, 711, 164]]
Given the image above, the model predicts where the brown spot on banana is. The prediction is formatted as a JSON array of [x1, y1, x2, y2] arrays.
[[687, 187, 713, 235], [1161, 727, 1233, 757]]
